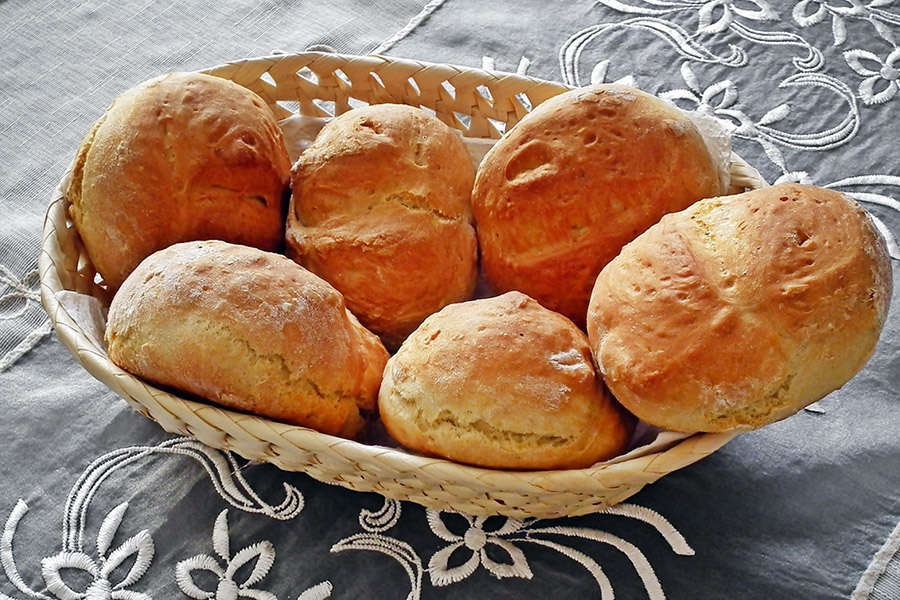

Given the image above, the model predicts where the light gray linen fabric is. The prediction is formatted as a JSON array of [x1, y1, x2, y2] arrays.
[[1, 2, 898, 599]]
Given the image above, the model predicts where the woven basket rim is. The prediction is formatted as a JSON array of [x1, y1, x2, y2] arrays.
[[38, 51, 764, 517]]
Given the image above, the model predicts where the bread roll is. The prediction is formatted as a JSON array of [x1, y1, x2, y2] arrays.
[[286, 104, 477, 349], [105, 240, 389, 438], [70, 72, 291, 290], [587, 183, 893, 433], [378, 291, 635, 469], [473, 84, 725, 325]]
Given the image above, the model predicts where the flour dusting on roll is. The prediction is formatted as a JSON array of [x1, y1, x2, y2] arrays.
[[106, 240, 389, 439], [473, 84, 725, 325], [587, 183, 893, 433], [378, 291, 635, 470]]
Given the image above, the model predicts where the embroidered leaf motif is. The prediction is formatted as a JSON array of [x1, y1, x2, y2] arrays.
[[428, 543, 479, 587], [176, 554, 224, 598], [296, 581, 333, 600], [213, 510, 230, 561], [102, 529, 154, 589], [698, 1, 734, 34], [757, 103, 791, 126], [792, 0, 828, 27], [41, 552, 99, 599], [732, 0, 779, 22], [224, 542, 275, 588], [833, 14, 849, 45], [97, 503, 129, 558], [872, 17, 897, 45], [860, 75, 898, 104], [590, 60, 611, 85], [479, 539, 533, 580], [425, 510, 459, 543]]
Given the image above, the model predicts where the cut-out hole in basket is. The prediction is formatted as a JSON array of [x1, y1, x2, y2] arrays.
[[476, 84, 493, 103], [454, 112, 472, 129], [260, 71, 277, 86], [333, 68, 352, 88], [347, 96, 370, 111], [370, 71, 386, 89], [515, 92, 533, 113], [487, 117, 506, 136], [297, 67, 318, 85], [276, 101, 301, 117], [313, 99, 337, 117], [440, 80, 457, 101], [406, 77, 422, 98]]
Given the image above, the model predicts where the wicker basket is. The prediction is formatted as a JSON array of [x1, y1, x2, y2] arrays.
[[39, 52, 766, 519]]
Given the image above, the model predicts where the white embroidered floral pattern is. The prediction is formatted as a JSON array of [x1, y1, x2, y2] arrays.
[[175, 510, 330, 600], [792, 0, 900, 46], [660, 63, 859, 173], [2, 501, 154, 600], [330, 500, 694, 600], [426, 513, 532, 586], [845, 48, 900, 104], [41, 503, 154, 600], [331, 500, 423, 600], [0, 439, 308, 600], [0, 265, 51, 373]]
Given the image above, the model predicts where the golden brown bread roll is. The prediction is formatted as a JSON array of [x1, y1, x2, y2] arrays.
[[473, 84, 725, 325], [105, 240, 389, 438], [70, 72, 291, 290], [378, 291, 635, 469], [587, 183, 893, 433], [286, 103, 477, 350]]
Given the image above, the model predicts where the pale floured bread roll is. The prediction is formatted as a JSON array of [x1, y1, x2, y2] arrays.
[[473, 84, 725, 325], [587, 184, 893, 433], [286, 103, 477, 350], [378, 291, 635, 470], [70, 72, 291, 290], [105, 240, 389, 439]]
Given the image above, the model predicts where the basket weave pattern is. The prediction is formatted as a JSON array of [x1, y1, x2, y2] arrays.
[[39, 52, 762, 518]]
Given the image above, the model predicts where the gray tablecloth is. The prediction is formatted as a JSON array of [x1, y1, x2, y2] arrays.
[[2, 1, 899, 599]]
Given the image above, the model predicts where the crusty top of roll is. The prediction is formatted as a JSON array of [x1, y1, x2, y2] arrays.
[[587, 183, 893, 433], [378, 291, 635, 470], [473, 84, 725, 325], [70, 72, 291, 290], [105, 240, 388, 438], [286, 103, 477, 349]]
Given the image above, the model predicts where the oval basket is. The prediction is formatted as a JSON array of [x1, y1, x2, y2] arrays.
[[39, 51, 766, 519]]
